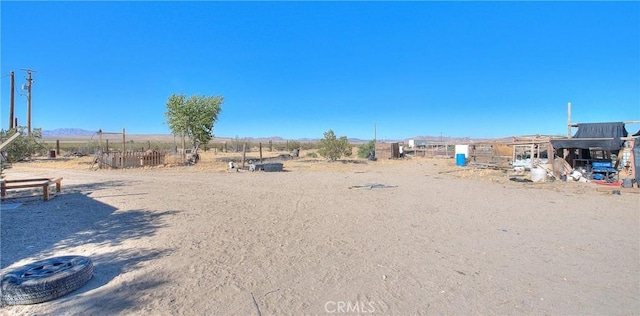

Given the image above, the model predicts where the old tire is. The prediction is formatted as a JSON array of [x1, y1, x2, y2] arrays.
[[1, 255, 93, 305]]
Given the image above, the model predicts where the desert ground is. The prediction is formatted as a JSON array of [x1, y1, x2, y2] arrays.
[[1, 151, 638, 315]]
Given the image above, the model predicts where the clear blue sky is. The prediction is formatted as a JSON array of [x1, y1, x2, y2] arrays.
[[1, 1, 639, 140]]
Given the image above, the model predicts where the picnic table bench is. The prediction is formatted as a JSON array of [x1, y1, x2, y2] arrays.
[[1, 177, 63, 201]]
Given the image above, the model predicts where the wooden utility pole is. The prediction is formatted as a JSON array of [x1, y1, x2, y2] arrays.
[[9, 71, 15, 129], [21, 69, 36, 136]]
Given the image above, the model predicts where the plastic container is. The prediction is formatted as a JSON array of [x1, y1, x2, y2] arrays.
[[262, 163, 283, 172], [531, 167, 547, 182], [455, 153, 466, 166]]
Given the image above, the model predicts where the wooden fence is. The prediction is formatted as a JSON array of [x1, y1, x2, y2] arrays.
[[406, 144, 455, 158], [97, 150, 165, 169]]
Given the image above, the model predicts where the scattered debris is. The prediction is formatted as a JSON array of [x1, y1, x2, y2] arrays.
[[469, 162, 499, 169], [509, 178, 533, 183], [596, 187, 640, 194], [349, 183, 398, 190], [251, 292, 262, 316]]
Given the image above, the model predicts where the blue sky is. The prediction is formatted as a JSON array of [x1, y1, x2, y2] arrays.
[[1, 1, 639, 140]]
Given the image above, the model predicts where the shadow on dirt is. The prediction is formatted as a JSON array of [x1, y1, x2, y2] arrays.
[[40, 248, 173, 315], [1, 180, 177, 267], [1, 180, 178, 313]]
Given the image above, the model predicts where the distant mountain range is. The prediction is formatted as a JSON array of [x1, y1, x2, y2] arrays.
[[42, 128, 96, 136], [41, 128, 499, 143]]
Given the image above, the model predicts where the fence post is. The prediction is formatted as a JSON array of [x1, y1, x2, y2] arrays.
[[241, 143, 247, 168], [122, 128, 126, 168]]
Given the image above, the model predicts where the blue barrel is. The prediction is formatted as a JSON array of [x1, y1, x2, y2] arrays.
[[456, 153, 466, 166]]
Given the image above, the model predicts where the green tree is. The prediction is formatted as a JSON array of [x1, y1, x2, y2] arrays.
[[165, 94, 223, 156], [357, 140, 375, 158], [318, 129, 352, 161], [1, 127, 45, 173], [286, 140, 301, 151]]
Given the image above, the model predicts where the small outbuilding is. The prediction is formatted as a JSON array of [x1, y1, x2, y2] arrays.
[[375, 142, 400, 159]]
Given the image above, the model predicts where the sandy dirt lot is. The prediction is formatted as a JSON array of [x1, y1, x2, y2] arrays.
[[1, 153, 639, 315]]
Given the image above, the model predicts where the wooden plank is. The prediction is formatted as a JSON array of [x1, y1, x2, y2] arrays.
[[3, 181, 49, 190], [3, 178, 52, 183]]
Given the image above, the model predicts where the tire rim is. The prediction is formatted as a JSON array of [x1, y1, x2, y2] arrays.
[[21, 258, 79, 278]]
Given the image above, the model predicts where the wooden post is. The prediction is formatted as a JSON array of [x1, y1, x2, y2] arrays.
[[567, 102, 572, 138], [147, 140, 151, 150], [106, 139, 109, 153], [241, 143, 247, 168], [530, 143, 535, 168], [43, 183, 49, 201], [181, 132, 185, 164], [259, 142, 263, 163], [122, 128, 126, 168], [56, 140, 60, 155], [9, 71, 15, 129]]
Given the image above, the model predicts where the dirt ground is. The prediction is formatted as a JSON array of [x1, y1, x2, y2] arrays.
[[1, 152, 638, 315]]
